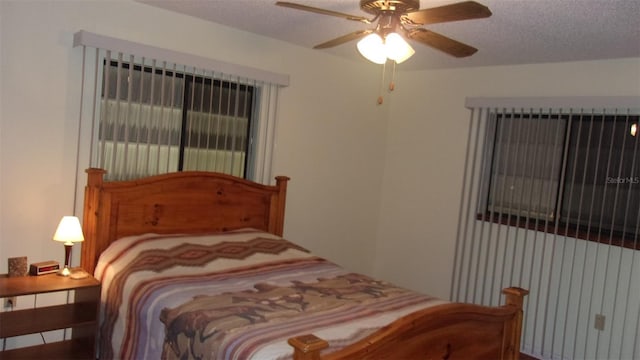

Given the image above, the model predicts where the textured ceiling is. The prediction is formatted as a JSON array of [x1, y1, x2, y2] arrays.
[[136, 0, 640, 71]]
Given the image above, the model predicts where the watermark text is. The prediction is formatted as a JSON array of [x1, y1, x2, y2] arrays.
[[606, 176, 639, 184]]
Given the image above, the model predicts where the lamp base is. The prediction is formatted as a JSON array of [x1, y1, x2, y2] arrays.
[[57, 266, 71, 276]]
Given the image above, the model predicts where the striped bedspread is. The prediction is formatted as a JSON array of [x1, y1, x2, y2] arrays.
[[94, 229, 445, 359]]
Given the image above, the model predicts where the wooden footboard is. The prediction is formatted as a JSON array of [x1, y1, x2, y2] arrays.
[[289, 287, 529, 360]]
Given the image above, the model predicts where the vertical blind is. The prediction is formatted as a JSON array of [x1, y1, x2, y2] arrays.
[[73, 30, 288, 184], [454, 97, 640, 360]]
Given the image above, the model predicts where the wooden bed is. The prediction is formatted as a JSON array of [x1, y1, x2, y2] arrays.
[[81, 168, 528, 360]]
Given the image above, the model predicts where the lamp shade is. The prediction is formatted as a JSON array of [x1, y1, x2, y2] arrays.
[[384, 33, 415, 64], [356, 33, 387, 64], [52, 216, 85, 245]]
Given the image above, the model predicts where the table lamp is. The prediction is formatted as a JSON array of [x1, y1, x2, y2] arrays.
[[52, 216, 84, 276]]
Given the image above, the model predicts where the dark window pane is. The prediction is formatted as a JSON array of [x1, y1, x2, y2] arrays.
[[561, 115, 640, 236]]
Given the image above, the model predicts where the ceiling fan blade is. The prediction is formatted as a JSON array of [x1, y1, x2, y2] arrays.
[[313, 29, 373, 49], [407, 28, 478, 57], [275, 2, 371, 24], [404, 1, 491, 25]]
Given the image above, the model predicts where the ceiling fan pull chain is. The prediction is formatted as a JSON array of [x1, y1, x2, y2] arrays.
[[377, 61, 387, 105], [389, 61, 397, 92]]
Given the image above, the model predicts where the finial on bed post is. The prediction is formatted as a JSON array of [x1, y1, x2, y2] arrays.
[[502, 287, 529, 360], [288, 334, 329, 360], [86, 168, 106, 186]]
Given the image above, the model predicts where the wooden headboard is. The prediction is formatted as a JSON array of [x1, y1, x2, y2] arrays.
[[80, 168, 289, 274]]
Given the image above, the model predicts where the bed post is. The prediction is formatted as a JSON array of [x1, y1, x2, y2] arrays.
[[273, 176, 290, 236], [81, 168, 106, 275], [502, 287, 529, 360], [288, 334, 329, 360]]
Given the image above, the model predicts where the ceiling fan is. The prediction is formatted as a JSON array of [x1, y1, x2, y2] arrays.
[[275, 0, 492, 63]]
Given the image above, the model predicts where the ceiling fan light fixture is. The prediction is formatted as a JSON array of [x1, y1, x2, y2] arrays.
[[357, 33, 387, 64], [357, 32, 415, 64], [384, 32, 415, 63]]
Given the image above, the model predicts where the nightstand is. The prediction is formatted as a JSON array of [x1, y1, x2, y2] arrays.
[[0, 271, 101, 359]]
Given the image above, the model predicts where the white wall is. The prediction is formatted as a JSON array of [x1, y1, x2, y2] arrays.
[[0, 0, 387, 298]]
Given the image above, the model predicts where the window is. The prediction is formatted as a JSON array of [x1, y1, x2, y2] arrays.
[[458, 98, 640, 360], [74, 31, 288, 185], [99, 60, 254, 180], [483, 111, 639, 248]]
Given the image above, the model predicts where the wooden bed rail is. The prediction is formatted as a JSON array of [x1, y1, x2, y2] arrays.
[[289, 286, 529, 360]]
